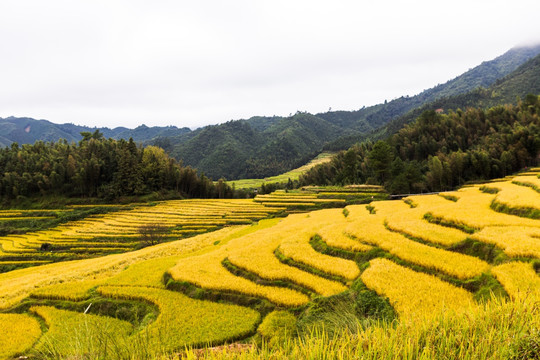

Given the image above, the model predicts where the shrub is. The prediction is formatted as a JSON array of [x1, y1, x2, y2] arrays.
[[258, 311, 297, 346]]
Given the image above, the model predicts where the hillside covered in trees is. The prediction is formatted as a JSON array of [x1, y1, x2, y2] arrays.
[[0, 131, 233, 202], [300, 95, 540, 194], [376, 50, 540, 141], [163, 45, 540, 179], [169, 112, 345, 180]]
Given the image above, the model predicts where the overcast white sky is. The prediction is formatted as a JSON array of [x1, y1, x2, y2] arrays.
[[1, 0, 539, 130]]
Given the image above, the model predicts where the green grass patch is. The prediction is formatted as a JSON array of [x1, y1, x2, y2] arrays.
[[439, 194, 459, 202], [258, 311, 297, 347], [449, 238, 507, 264], [403, 198, 417, 208], [423, 212, 476, 234], [490, 199, 540, 219], [479, 185, 500, 194], [297, 279, 396, 338]]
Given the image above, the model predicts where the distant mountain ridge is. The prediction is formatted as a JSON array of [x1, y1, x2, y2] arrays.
[[378, 50, 540, 138], [2, 44, 540, 180], [0, 117, 191, 148], [322, 44, 540, 150]]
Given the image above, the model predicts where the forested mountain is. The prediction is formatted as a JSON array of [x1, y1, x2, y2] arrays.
[[322, 44, 540, 150], [164, 44, 540, 179], [300, 95, 540, 194], [0, 117, 191, 148], [169, 113, 345, 179], [378, 51, 540, 139]]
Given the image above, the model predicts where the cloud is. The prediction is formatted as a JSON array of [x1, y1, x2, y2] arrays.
[[0, 0, 539, 128]]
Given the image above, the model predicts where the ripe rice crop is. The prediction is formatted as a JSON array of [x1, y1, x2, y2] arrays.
[[30, 305, 133, 357], [304, 184, 385, 193], [1, 172, 539, 357], [0, 260, 52, 265], [0, 211, 24, 216], [0, 226, 248, 310], [0, 313, 41, 360], [255, 197, 343, 203], [98, 285, 260, 350], [376, 199, 469, 246], [227, 212, 348, 295], [183, 295, 540, 360], [491, 262, 540, 300], [22, 224, 267, 305], [105, 256, 180, 288], [169, 249, 310, 306], [361, 258, 474, 319], [171, 229, 208, 235], [255, 194, 318, 199], [68, 247, 128, 253], [0, 239, 37, 252], [68, 204, 132, 208], [471, 226, 540, 258], [0, 209, 69, 214], [0, 198, 283, 268], [277, 208, 363, 278], [258, 202, 317, 207], [279, 231, 360, 280], [488, 180, 540, 211], [316, 223, 372, 252], [413, 186, 540, 229], [31, 279, 106, 301], [165, 219, 311, 306], [345, 205, 489, 279], [180, 225, 217, 229], [0, 216, 56, 220], [512, 175, 540, 192], [254, 191, 348, 210]]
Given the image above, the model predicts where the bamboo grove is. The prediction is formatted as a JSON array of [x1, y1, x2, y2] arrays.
[[0, 131, 234, 200]]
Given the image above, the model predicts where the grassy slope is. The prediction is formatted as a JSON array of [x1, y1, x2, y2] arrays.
[[231, 152, 335, 189]]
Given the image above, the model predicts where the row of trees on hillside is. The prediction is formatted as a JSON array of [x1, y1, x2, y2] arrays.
[[300, 95, 540, 193], [0, 130, 234, 200]]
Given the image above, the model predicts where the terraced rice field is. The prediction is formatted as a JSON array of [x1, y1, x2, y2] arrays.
[[253, 184, 387, 209], [361, 258, 475, 319], [0, 199, 282, 269], [0, 171, 538, 359], [0, 313, 41, 359]]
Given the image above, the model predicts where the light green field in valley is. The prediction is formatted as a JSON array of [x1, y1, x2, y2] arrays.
[[231, 152, 335, 189]]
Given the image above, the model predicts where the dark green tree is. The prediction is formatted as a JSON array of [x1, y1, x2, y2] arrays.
[[367, 141, 394, 184]]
